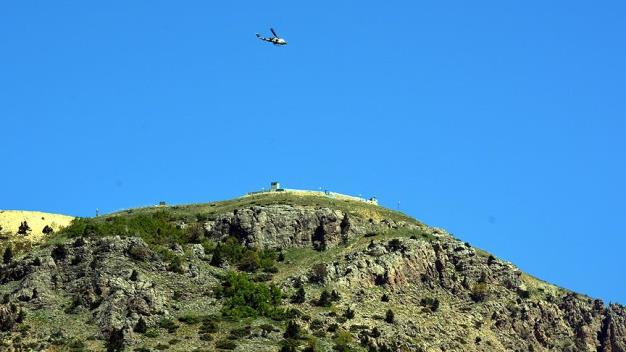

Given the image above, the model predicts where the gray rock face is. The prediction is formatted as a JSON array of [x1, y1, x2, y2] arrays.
[[1, 237, 167, 343], [306, 235, 626, 351], [205, 205, 419, 250]]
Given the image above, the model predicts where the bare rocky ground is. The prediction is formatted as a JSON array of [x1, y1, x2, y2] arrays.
[[1, 195, 624, 351]]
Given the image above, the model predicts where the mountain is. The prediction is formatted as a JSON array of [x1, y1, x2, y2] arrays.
[[0, 192, 624, 352]]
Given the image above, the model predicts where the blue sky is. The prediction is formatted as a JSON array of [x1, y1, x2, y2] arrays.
[[2, 2, 625, 303]]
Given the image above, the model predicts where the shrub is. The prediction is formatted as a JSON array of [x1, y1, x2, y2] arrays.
[[17, 221, 31, 235], [229, 326, 251, 339], [517, 288, 531, 299], [158, 318, 178, 333], [284, 320, 301, 339], [420, 297, 440, 312], [280, 339, 299, 352], [316, 290, 332, 307], [388, 238, 401, 251], [309, 264, 327, 284], [260, 323, 275, 337], [144, 329, 159, 338], [259, 248, 278, 270], [291, 286, 306, 304], [385, 309, 395, 324], [199, 319, 218, 334], [238, 250, 261, 272], [187, 223, 206, 243], [210, 236, 246, 267], [381, 294, 390, 302], [127, 244, 150, 261], [344, 307, 355, 319], [3, 246, 13, 264], [134, 317, 147, 333], [106, 328, 125, 352], [168, 338, 180, 345], [42, 225, 54, 235], [333, 331, 353, 352], [178, 313, 205, 325], [168, 255, 185, 274], [471, 283, 488, 303], [51, 244, 67, 261], [215, 339, 237, 350]]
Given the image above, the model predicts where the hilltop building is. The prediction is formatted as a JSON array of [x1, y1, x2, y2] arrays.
[[245, 181, 378, 206]]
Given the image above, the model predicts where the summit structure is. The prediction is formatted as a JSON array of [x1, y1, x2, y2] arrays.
[[244, 181, 379, 205]]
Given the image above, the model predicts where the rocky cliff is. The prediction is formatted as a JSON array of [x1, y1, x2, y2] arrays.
[[0, 194, 624, 351]]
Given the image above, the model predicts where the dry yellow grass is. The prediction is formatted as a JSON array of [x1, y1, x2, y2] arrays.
[[0, 210, 74, 243]]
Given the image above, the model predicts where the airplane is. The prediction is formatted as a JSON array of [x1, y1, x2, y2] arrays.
[[256, 28, 287, 46]]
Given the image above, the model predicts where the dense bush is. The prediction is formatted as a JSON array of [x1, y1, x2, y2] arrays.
[[216, 272, 283, 319]]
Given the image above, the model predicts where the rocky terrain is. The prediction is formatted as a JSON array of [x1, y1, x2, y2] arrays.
[[0, 193, 624, 351]]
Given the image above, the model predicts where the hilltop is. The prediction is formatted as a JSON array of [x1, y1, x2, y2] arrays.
[[0, 192, 624, 351]]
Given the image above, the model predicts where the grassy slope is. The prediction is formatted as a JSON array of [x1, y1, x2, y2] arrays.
[[0, 210, 74, 242]]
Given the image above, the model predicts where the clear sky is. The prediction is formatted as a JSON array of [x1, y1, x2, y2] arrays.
[[2, 2, 625, 303]]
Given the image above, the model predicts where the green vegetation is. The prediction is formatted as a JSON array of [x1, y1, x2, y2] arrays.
[[210, 236, 279, 273], [470, 282, 489, 303], [419, 297, 440, 312], [291, 286, 306, 304], [3, 245, 13, 264], [60, 211, 187, 245], [105, 192, 420, 226], [216, 272, 284, 319]]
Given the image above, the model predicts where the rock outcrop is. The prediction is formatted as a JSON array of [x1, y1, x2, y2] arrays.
[[205, 204, 420, 250]]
